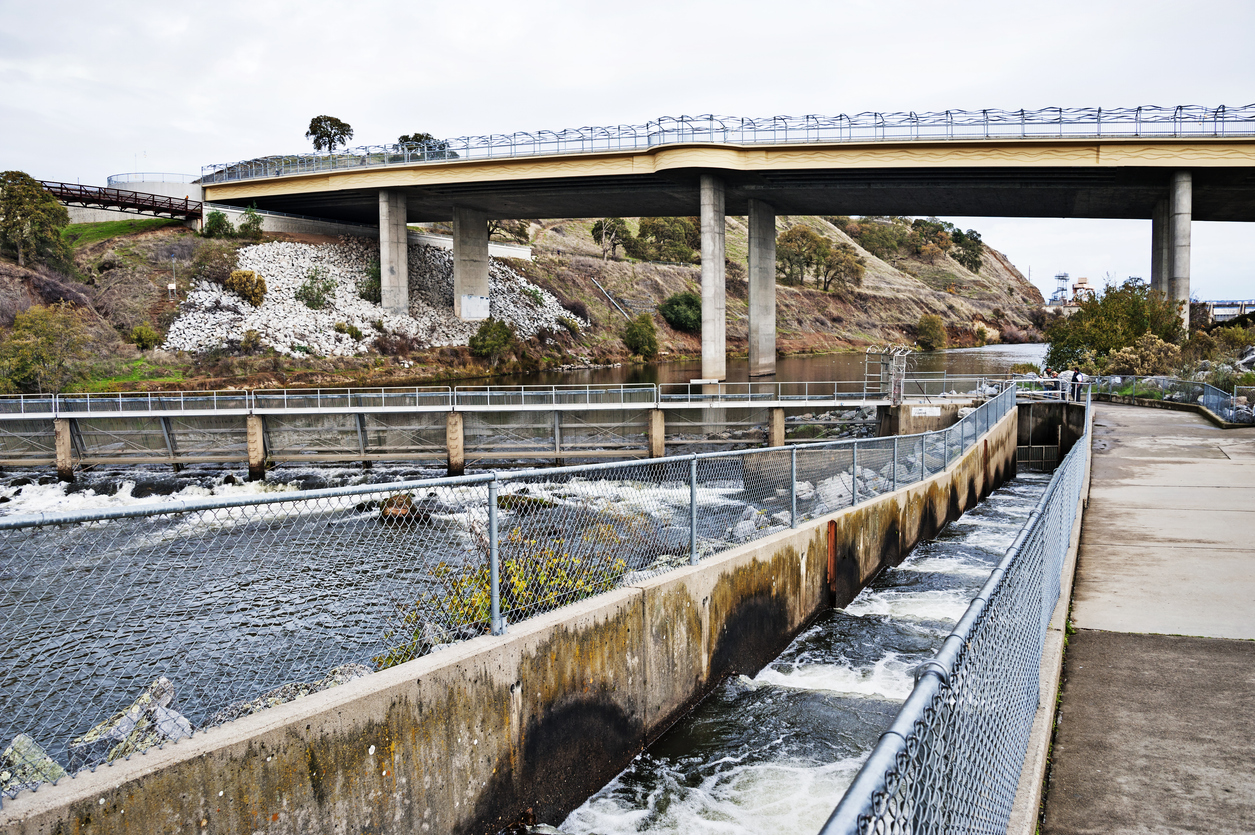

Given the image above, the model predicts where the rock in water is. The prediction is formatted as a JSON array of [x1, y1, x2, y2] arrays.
[[1, 733, 68, 794], [68, 676, 176, 770]]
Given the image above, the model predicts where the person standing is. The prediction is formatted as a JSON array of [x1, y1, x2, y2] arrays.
[[1057, 367, 1074, 401], [1072, 367, 1086, 402]]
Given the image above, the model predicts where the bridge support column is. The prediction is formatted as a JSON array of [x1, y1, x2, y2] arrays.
[[379, 191, 409, 315], [648, 409, 665, 458], [768, 408, 785, 448], [748, 199, 777, 377], [447, 412, 465, 476], [246, 415, 266, 482], [700, 175, 726, 382], [1150, 198, 1170, 296], [453, 207, 490, 321], [54, 418, 74, 483], [1169, 171, 1192, 326]]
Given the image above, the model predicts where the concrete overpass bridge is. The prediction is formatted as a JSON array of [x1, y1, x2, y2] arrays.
[[201, 105, 1255, 378]]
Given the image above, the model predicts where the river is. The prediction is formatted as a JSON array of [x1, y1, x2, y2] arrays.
[[556, 475, 1048, 835]]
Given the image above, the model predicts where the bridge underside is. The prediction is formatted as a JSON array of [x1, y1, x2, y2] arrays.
[[213, 166, 1255, 224]]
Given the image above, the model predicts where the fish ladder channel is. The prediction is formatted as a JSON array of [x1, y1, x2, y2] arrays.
[[545, 474, 1048, 835]]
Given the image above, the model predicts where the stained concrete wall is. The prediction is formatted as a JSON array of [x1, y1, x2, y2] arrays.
[[876, 402, 967, 436], [1018, 401, 1087, 456], [1, 409, 1017, 835]]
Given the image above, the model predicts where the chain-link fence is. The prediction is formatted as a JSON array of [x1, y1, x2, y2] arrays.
[[0, 388, 1014, 803], [820, 392, 1088, 835], [1089, 375, 1253, 423]]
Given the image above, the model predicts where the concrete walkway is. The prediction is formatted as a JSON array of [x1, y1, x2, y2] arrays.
[[1042, 404, 1255, 834]]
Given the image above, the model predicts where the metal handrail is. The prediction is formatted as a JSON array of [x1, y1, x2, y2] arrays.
[[201, 105, 1255, 184]]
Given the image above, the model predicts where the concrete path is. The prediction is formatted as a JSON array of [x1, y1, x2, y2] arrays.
[[1042, 404, 1255, 834]]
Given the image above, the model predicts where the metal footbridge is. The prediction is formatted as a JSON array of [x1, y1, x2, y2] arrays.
[[40, 180, 202, 220]]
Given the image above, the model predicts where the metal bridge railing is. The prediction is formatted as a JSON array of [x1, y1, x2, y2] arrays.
[[200, 105, 1255, 184], [0, 379, 1011, 421], [821, 391, 1088, 835], [0, 388, 1015, 803]]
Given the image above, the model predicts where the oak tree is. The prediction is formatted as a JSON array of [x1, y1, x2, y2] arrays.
[[0, 171, 69, 267], [306, 116, 354, 152]]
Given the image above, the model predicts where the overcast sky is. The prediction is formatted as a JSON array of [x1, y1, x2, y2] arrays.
[[2, 0, 1252, 299]]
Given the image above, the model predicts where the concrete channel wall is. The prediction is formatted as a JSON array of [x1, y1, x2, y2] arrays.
[[1, 409, 1017, 835]]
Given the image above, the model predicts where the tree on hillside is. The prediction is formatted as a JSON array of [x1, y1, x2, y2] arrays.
[[817, 242, 865, 293], [306, 116, 354, 152], [951, 228, 984, 272], [1044, 278, 1184, 371], [591, 217, 631, 261], [627, 217, 699, 263], [0, 171, 70, 267], [916, 314, 947, 352], [398, 132, 458, 160], [0, 303, 91, 393], [487, 219, 530, 245], [775, 225, 827, 286]]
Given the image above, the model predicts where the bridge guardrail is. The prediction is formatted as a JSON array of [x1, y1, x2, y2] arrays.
[[822, 389, 1088, 835], [0, 386, 1015, 804], [0, 379, 1010, 421], [201, 105, 1255, 184]]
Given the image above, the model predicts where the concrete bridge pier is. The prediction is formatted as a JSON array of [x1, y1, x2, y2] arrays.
[[378, 191, 409, 315], [453, 207, 490, 321], [1150, 198, 1170, 296], [748, 199, 777, 377], [54, 418, 74, 483], [700, 175, 727, 381], [1169, 171, 1192, 325]]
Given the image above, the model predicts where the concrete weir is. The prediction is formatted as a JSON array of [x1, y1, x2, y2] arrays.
[[1, 410, 1017, 835]]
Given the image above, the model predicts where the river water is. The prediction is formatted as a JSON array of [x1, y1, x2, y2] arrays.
[[556, 475, 1048, 835]]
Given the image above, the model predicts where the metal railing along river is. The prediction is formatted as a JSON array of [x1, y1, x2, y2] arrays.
[[0, 378, 1007, 419], [201, 105, 1255, 184], [822, 391, 1089, 835], [0, 388, 1015, 803]]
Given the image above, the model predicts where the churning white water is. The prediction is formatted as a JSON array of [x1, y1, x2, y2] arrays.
[[558, 476, 1047, 835]]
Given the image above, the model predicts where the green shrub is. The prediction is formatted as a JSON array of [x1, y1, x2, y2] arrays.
[[224, 270, 266, 306], [523, 286, 543, 306], [203, 210, 234, 239], [917, 314, 947, 352], [659, 292, 702, 333], [468, 318, 516, 365], [130, 323, 160, 351], [557, 317, 580, 336], [359, 258, 382, 304], [1010, 362, 1041, 375], [191, 240, 238, 284], [622, 313, 659, 359], [295, 267, 336, 309], [240, 329, 262, 354], [237, 205, 264, 241], [334, 321, 364, 340]]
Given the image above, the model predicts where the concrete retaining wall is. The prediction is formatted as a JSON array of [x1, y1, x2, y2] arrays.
[[1, 410, 1017, 835], [877, 402, 966, 436]]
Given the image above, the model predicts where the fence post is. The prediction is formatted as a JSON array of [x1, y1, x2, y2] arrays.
[[489, 478, 503, 635], [689, 456, 699, 564], [851, 442, 859, 506], [892, 435, 898, 492], [790, 446, 798, 528]]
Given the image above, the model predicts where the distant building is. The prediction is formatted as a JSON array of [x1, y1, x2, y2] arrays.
[[1203, 300, 1255, 324]]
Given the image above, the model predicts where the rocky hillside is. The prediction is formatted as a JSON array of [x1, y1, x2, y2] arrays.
[[0, 214, 1044, 391]]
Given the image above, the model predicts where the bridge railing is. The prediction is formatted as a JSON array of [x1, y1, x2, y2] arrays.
[[1091, 375, 1252, 423], [201, 104, 1255, 184], [53, 390, 252, 416], [251, 386, 454, 412], [0, 386, 1015, 804], [822, 389, 1088, 835]]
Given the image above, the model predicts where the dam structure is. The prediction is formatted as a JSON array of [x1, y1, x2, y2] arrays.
[[0, 372, 1000, 482], [0, 384, 1107, 835]]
